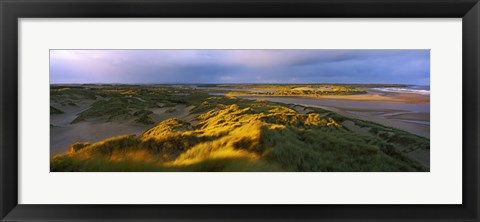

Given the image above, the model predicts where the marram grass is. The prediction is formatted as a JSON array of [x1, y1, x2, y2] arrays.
[[51, 99, 428, 172]]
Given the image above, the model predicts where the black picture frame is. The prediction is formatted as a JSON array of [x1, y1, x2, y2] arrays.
[[1, 0, 479, 221]]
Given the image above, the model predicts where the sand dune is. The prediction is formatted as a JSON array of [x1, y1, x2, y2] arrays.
[[239, 95, 430, 138], [50, 103, 195, 156]]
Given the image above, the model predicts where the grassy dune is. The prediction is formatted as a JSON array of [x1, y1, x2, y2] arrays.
[[225, 84, 368, 96], [51, 86, 429, 172]]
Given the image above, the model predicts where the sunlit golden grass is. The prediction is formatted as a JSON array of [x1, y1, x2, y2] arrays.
[[224, 84, 367, 96], [51, 97, 428, 172]]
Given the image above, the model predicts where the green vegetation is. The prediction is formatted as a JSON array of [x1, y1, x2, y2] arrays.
[[133, 110, 154, 124], [223, 84, 367, 96], [200, 83, 408, 89], [50, 85, 210, 124], [50, 86, 97, 106], [200, 83, 413, 97], [51, 85, 429, 172]]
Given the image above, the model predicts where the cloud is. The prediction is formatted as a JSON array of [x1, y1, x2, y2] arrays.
[[50, 49, 430, 85], [223, 50, 352, 67]]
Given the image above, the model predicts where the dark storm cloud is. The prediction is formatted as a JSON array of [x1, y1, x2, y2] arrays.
[[50, 49, 430, 85]]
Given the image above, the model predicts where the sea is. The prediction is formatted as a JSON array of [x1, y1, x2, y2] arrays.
[[371, 85, 430, 95]]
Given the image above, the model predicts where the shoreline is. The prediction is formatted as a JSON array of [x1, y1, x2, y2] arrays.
[[237, 95, 430, 138], [226, 91, 430, 104]]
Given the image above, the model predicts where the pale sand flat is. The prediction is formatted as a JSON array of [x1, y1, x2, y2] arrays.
[[239, 96, 430, 138], [50, 104, 196, 156]]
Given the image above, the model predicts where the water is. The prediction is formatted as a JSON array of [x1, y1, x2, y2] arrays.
[[370, 85, 430, 95]]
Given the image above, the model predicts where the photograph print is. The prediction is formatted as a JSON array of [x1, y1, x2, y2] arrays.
[[50, 49, 430, 172]]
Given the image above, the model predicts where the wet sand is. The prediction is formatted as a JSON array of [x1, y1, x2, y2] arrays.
[[238, 95, 430, 138], [311, 90, 429, 104], [218, 87, 430, 104]]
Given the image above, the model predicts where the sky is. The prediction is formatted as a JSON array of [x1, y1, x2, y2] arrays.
[[50, 49, 430, 85]]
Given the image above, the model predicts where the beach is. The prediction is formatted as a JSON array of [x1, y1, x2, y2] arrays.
[[238, 89, 430, 138]]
